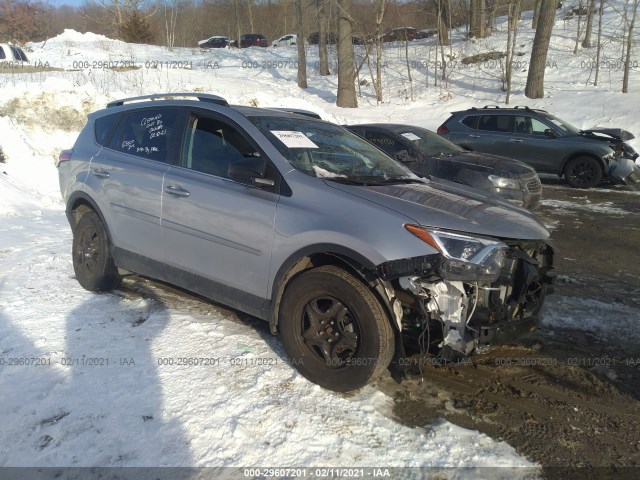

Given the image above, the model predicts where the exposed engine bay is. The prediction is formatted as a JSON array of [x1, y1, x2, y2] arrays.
[[377, 239, 554, 360]]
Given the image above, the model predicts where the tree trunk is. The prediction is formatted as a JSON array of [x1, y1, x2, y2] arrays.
[[336, 0, 357, 107], [506, 0, 521, 104], [247, 0, 254, 33], [532, 0, 542, 29], [436, 0, 450, 46], [573, 0, 583, 54], [318, 0, 330, 75], [296, 0, 307, 88], [469, 0, 480, 37], [622, 0, 639, 93], [374, 0, 387, 102], [525, 0, 556, 98], [594, 0, 603, 85], [233, 0, 241, 47], [582, 0, 596, 47]]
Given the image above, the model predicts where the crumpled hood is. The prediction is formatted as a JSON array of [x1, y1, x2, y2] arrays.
[[582, 127, 635, 142], [327, 180, 550, 240], [431, 151, 535, 176]]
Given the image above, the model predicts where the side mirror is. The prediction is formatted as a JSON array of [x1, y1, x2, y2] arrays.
[[544, 129, 558, 138], [395, 150, 409, 162], [228, 157, 275, 187]]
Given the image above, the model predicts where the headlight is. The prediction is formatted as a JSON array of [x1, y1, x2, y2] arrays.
[[405, 225, 508, 283], [488, 175, 520, 189]]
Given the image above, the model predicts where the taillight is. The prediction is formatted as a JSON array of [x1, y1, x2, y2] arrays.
[[437, 124, 449, 134], [56, 149, 73, 167]]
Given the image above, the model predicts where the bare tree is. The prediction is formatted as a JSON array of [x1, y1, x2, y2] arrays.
[[622, 0, 639, 92], [505, 0, 521, 104], [435, 0, 450, 45], [163, 1, 178, 49], [0, 0, 50, 43], [525, 0, 557, 98], [532, 0, 542, 29], [594, 0, 604, 85], [582, 0, 596, 47], [296, 0, 308, 88], [317, 0, 330, 75], [573, 0, 583, 54], [336, 0, 357, 107]]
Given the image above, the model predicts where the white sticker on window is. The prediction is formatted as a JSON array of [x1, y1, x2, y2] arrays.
[[401, 132, 421, 141], [271, 130, 319, 148]]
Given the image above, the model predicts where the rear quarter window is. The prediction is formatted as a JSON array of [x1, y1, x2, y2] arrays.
[[94, 113, 121, 146], [0, 47, 5, 60]]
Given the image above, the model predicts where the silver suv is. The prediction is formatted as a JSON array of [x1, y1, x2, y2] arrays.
[[58, 93, 554, 392]]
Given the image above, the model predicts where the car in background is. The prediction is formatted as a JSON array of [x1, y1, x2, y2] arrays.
[[415, 29, 437, 39], [308, 31, 338, 44], [197, 36, 229, 49], [346, 123, 542, 210], [383, 27, 417, 42], [272, 34, 298, 47], [0, 43, 29, 63], [438, 106, 640, 189], [57, 93, 554, 392], [239, 34, 268, 48]]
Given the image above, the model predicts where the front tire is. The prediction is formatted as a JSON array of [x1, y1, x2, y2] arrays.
[[72, 211, 121, 292], [564, 156, 603, 188], [279, 265, 395, 392]]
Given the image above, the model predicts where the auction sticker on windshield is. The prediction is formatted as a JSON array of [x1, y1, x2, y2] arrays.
[[401, 132, 421, 141], [271, 130, 319, 148]]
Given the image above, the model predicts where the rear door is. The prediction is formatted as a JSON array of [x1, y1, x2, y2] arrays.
[[471, 114, 514, 157], [160, 110, 278, 306], [86, 107, 185, 266]]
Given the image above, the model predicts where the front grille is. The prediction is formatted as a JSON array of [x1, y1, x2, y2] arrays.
[[524, 175, 542, 193]]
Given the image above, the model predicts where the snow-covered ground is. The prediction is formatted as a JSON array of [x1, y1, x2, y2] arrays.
[[1, 2, 639, 472]]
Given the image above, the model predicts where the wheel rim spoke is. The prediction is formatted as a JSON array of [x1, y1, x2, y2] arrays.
[[301, 297, 359, 367]]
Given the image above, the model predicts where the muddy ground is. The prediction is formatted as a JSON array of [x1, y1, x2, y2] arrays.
[[122, 178, 640, 478], [380, 179, 640, 479]]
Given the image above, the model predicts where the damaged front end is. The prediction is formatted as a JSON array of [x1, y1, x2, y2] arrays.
[[583, 128, 640, 189], [377, 226, 554, 360]]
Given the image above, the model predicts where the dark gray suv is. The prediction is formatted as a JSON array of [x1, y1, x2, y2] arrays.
[[58, 93, 554, 392], [438, 106, 640, 189]]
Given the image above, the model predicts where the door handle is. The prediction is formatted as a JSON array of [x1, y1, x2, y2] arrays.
[[91, 168, 110, 178], [469, 134, 481, 138], [509, 138, 524, 143], [164, 185, 190, 197]]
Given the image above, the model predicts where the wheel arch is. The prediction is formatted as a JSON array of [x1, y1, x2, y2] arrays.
[[66, 192, 118, 261], [268, 245, 397, 336], [560, 151, 606, 177]]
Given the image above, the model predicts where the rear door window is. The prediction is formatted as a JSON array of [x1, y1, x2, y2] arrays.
[[0, 47, 5, 60], [109, 108, 182, 163], [461, 116, 479, 129], [9, 46, 28, 62], [478, 115, 513, 133]]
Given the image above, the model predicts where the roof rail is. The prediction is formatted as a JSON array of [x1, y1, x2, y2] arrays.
[[106, 93, 228, 108], [482, 105, 502, 109]]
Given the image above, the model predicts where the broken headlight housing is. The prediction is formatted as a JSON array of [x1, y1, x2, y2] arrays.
[[405, 225, 508, 283]]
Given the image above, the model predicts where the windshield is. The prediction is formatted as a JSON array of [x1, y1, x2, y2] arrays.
[[394, 126, 464, 156], [545, 115, 580, 135], [249, 116, 418, 182]]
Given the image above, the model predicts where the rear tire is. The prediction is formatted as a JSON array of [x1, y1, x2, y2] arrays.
[[279, 265, 395, 392], [72, 211, 121, 292], [564, 156, 603, 188]]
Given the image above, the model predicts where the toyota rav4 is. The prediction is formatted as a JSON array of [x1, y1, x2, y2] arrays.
[[58, 93, 554, 392]]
